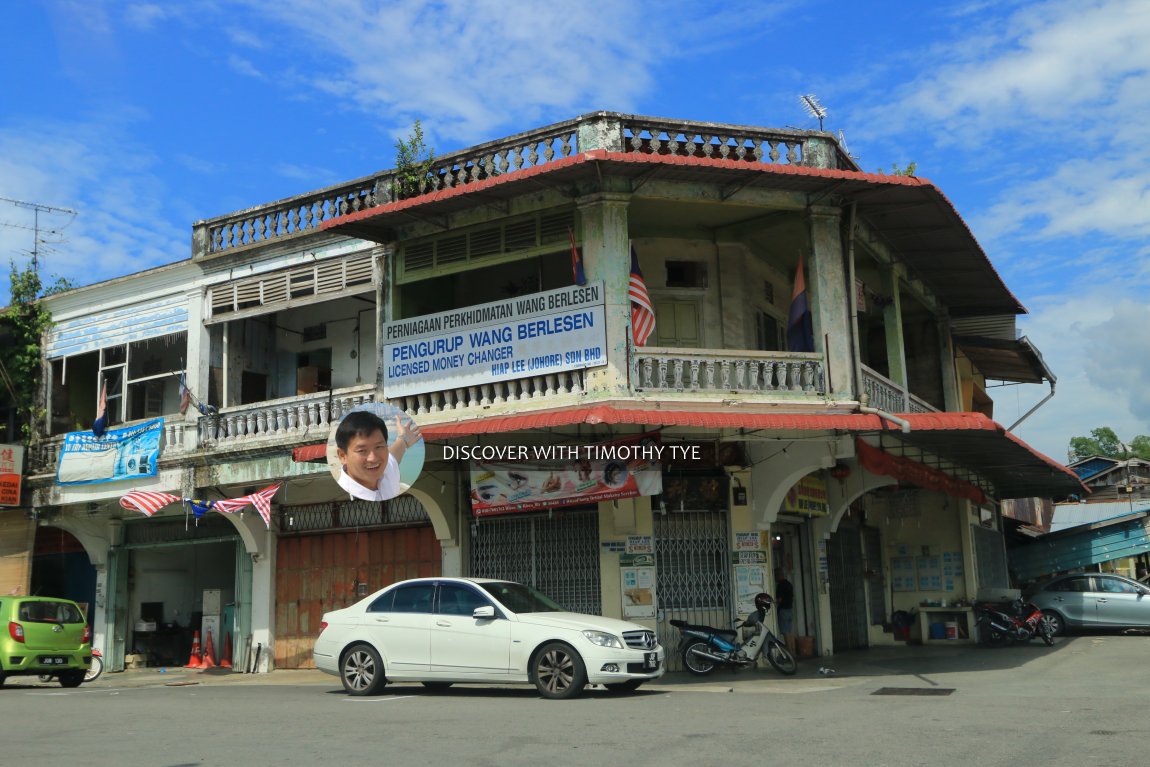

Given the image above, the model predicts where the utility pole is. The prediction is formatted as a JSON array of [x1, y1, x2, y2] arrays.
[[0, 196, 78, 272]]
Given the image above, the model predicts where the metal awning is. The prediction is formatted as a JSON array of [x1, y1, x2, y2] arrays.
[[293, 405, 1084, 499], [955, 335, 1054, 385], [321, 150, 1025, 319]]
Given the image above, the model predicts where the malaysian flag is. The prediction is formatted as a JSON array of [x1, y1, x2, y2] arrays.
[[629, 246, 655, 346], [214, 484, 281, 528], [120, 490, 181, 517]]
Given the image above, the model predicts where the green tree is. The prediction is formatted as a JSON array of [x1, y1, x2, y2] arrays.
[[877, 161, 917, 177], [0, 261, 69, 444], [1067, 426, 1150, 462], [393, 120, 436, 199]]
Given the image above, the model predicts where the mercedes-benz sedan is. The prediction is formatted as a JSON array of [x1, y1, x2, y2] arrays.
[[314, 577, 664, 699]]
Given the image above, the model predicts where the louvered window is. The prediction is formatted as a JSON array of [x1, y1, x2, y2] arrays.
[[208, 252, 374, 321], [399, 209, 574, 281]]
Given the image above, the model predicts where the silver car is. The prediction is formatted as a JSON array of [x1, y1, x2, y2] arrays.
[[1026, 573, 1150, 635]]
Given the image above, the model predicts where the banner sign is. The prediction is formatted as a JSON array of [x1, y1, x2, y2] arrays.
[[56, 418, 164, 485], [469, 433, 663, 517], [781, 473, 829, 516], [382, 281, 607, 398], [1, 443, 24, 506]]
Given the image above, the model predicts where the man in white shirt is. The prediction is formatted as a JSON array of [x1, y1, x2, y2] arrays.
[[335, 410, 422, 501]]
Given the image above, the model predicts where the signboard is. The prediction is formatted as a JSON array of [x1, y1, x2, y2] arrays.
[[735, 564, 768, 615], [56, 418, 164, 485], [0, 443, 24, 507], [735, 531, 765, 551], [382, 282, 607, 398], [469, 433, 663, 517], [782, 474, 829, 517], [620, 564, 656, 618]]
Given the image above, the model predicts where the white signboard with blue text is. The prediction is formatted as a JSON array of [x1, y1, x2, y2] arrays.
[[382, 281, 607, 398]]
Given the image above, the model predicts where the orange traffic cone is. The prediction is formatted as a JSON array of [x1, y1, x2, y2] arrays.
[[220, 633, 233, 669], [184, 631, 203, 669], [201, 630, 217, 669]]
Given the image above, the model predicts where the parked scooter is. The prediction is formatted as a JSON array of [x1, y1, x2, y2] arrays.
[[670, 592, 798, 676], [40, 647, 103, 684], [975, 598, 1055, 647]]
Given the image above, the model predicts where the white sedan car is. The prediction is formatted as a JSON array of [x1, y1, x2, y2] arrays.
[[313, 577, 664, 699]]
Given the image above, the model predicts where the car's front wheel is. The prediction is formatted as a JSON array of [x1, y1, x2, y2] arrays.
[[1040, 611, 1065, 637], [341, 644, 387, 696], [532, 642, 586, 700]]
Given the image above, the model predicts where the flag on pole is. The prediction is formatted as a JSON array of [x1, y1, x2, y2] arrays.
[[568, 228, 586, 286], [178, 373, 192, 416], [214, 484, 281, 528], [629, 246, 655, 347], [119, 490, 181, 517], [787, 254, 815, 353], [92, 379, 109, 438]]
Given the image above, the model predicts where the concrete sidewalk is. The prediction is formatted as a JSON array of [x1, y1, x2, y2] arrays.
[[58, 641, 1014, 693]]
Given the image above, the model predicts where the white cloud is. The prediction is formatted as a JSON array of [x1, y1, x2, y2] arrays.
[[230, 0, 666, 144], [227, 54, 266, 80], [996, 290, 1150, 461], [0, 113, 186, 303]]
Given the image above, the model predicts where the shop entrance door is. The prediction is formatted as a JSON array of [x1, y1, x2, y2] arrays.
[[828, 522, 869, 651], [655, 510, 730, 671]]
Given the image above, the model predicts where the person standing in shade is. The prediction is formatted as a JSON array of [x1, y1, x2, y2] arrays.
[[774, 567, 796, 653]]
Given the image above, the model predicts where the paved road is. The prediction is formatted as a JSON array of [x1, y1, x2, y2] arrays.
[[4, 634, 1149, 767]]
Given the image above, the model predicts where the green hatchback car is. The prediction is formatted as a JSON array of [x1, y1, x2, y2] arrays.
[[1, 596, 92, 688]]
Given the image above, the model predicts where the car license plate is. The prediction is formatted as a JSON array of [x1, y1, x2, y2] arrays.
[[39, 656, 67, 665], [644, 652, 658, 670]]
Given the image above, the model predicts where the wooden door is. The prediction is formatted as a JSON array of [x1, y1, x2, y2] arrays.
[[274, 526, 440, 668]]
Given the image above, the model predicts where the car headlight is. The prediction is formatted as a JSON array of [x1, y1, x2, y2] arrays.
[[582, 630, 625, 649]]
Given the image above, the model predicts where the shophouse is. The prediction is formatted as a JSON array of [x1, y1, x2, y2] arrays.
[[15, 112, 1084, 671]]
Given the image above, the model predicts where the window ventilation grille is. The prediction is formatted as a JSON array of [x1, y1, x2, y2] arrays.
[[208, 252, 373, 319], [401, 210, 575, 276]]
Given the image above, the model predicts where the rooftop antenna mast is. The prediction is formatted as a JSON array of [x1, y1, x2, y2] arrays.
[[0, 196, 77, 273], [799, 94, 828, 131]]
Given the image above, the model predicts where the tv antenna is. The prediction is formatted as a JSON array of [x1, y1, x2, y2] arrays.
[[799, 94, 828, 131], [0, 196, 77, 272]]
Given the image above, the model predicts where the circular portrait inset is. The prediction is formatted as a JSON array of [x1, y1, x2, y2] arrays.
[[327, 403, 425, 501]]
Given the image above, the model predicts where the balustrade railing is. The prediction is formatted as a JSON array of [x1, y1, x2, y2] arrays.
[[389, 370, 585, 416], [861, 365, 939, 413], [194, 112, 853, 259], [29, 421, 189, 475], [198, 385, 376, 448], [632, 348, 825, 395]]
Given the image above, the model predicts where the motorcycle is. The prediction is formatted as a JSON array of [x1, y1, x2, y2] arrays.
[[670, 592, 798, 676], [975, 598, 1055, 647], [40, 647, 103, 684]]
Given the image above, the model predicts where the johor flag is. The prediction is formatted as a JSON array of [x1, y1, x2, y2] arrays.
[[787, 254, 815, 352], [568, 228, 586, 286], [92, 379, 109, 438], [629, 247, 655, 346]]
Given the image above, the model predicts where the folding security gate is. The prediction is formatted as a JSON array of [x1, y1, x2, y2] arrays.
[[469, 508, 601, 616], [654, 510, 730, 671], [828, 522, 869, 651]]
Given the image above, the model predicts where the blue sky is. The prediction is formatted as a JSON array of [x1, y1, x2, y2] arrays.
[[2, 0, 1149, 463]]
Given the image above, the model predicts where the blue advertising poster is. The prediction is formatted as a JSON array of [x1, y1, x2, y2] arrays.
[[56, 418, 164, 485]]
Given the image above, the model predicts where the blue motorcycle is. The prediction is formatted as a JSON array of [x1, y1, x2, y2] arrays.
[[670, 592, 797, 676]]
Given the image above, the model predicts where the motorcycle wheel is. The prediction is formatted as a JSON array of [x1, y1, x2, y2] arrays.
[[765, 639, 798, 676], [682, 640, 717, 675], [978, 621, 1009, 648], [1040, 623, 1055, 647], [85, 655, 104, 683]]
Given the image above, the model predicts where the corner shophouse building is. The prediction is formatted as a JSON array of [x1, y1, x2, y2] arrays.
[[14, 112, 1083, 671]]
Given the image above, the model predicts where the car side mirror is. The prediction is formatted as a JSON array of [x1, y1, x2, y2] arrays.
[[473, 605, 496, 619]]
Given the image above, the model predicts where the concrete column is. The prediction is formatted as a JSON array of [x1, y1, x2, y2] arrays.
[[937, 318, 960, 411], [577, 193, 632, 396], [806, 207, 853, 399], [185, 288, 211, 435], [374, 243, 394, 393], [883, 267, 908, 389]]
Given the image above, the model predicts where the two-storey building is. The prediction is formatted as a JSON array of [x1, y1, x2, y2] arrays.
[[16, 112, 1083, 672]]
